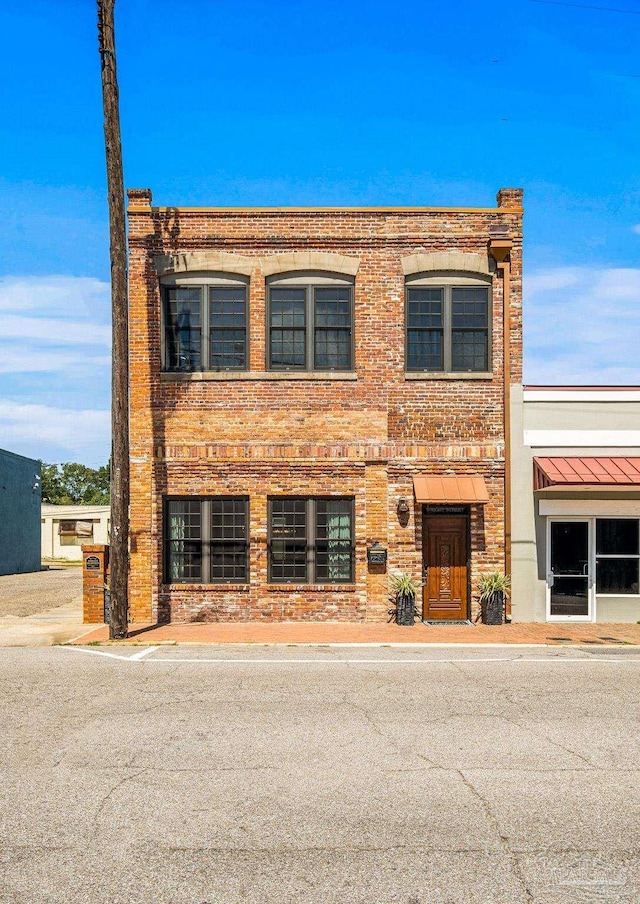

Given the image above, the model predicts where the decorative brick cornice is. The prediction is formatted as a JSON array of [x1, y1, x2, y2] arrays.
[[154, 442, 505, 462]]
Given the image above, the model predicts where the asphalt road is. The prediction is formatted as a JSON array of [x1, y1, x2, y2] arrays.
[[2, 645, 640, 903]]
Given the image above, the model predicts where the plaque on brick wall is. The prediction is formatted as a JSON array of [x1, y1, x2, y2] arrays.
[[85, 556, 101, 571]]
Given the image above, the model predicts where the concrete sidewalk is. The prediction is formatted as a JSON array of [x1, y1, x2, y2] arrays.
[[0, 599, 101, 647], [73, 620, 640, 646]]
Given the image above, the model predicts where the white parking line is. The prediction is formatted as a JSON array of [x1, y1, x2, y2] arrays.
[[62, 646, 159, 662], [128, 646, 159, 660], [61, 648, 640, 664]]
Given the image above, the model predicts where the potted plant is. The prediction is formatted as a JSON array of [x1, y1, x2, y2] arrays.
[[478, 572, 510, 625], [390, 571, 418, 626]]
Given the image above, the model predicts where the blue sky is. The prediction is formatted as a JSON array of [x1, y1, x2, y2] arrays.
[[1, 0, 639, 465]]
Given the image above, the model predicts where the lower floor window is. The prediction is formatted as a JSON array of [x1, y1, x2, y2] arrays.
[[596, 518, 639, 595], [165, 497, 248, 583], [268, 497, 354, 583]]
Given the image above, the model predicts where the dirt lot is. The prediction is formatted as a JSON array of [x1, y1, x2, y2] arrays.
[[0, 567, 83, 618]]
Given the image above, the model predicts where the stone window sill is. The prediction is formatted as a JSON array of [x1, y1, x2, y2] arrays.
[[161, 371, 358, 382], [266, 584, 357, 592], [404, 372, 494, 381], [161, 584, 250, 592]]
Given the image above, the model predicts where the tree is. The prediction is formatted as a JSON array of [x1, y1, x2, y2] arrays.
[[98, 0, 129, 639], [41, 462, 111, 505]]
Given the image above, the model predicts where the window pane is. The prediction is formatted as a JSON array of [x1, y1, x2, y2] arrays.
[[210, 498, 248, 583], [315, 289, 351, 326], [451, 330, 488, 371], [452, 288, 489, 328], [316, 499, 353, 582], [270, 289, 306, 326], [551, 522, 589, 575], [596, 519, 639, 555], [407, 330, 443, 370], [210, 287, 246, 370], [596, 558, 639, 595], [166, 500, 202, 582], [407, 288, 443, 328], [164, 288, 202, 371], [407, 289, 443, 371], [270, 330, 306, 367], [270, 289, 306, 368], [314, 329, 351, 369], [269, 499, 307, 582], [550, 576, 590, 616]]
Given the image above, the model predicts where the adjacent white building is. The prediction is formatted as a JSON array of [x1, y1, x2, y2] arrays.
[[511, 386, 640, 623], [41, 504, 110, 561]]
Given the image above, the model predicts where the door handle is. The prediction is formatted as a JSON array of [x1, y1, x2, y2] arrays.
[[547, 573, 555, 588]]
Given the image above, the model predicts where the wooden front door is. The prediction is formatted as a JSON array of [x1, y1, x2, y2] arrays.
[[423, 515, 469, 620]]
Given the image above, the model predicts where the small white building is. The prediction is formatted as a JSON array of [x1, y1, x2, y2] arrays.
[[511, 386, 640, 623], [41, 504, 110, 561]]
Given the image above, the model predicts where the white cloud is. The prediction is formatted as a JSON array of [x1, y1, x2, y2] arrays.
[[633, 224, 640, 235], [0, 402, 110, 466], [0, 274, 111, 374], [0, 275, 110, 314], [0, 275, 112, 463], [525, 266, 640, 385], [0, 314, 110, 345], [0, 349, 111, 375]]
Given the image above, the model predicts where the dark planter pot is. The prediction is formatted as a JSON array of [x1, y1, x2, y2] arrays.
[[482, 590, 504, 625], [396, 591, 415, 627]]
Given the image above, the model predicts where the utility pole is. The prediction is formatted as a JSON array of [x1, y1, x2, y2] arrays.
[[97, 0, 129, 639]]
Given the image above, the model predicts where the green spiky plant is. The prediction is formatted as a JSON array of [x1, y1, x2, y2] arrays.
[[477, 572, 511, 602], [390, 571, 418, 598]]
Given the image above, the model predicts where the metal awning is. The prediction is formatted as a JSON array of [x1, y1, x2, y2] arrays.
[[534, 457, 640, 490], [413, 475, 489, 504]]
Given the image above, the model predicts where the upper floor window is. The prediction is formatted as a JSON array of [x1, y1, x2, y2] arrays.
[[406, 273, 491, 374], [161, 272, 248, 372], [267, 272, 354, 371]]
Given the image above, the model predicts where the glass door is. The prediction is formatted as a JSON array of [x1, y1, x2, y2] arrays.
[[548, 520, 593, 620]]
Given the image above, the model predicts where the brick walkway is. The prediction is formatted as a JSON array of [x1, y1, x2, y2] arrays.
[[73, 621, 640, 646]]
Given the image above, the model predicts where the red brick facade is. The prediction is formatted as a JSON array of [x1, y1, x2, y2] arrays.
[[127, 189, 523, 623]]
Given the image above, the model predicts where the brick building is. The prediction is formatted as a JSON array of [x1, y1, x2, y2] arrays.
[[126, 187, 523, 624]]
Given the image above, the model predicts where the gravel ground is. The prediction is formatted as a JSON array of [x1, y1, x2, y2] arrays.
[[0, 567, 83, 618]]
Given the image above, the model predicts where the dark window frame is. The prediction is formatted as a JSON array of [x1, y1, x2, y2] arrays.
[[163, 496, 249, 585], [267, 496, 355, 584], [595, 517, 640, 596], [161, 278, 249, 373], [405, 278, 492, 374], [266, 276, 354, 372]]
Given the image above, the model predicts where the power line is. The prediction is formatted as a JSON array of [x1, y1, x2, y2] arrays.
[[529, 0, 640, 14]]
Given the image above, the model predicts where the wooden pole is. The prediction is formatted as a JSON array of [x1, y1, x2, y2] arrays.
[[97, 0, 129, 639]]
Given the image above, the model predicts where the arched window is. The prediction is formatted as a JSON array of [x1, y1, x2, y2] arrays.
[[266, 271, 354, 372], [405, 271, 492, 374], [161, 271, 249, 372]]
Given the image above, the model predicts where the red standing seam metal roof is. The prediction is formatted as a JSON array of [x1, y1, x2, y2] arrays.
[[534, 457, 640, 488]]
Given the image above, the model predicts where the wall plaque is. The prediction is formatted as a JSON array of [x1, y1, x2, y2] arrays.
[[85, 555, 101, 571]]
